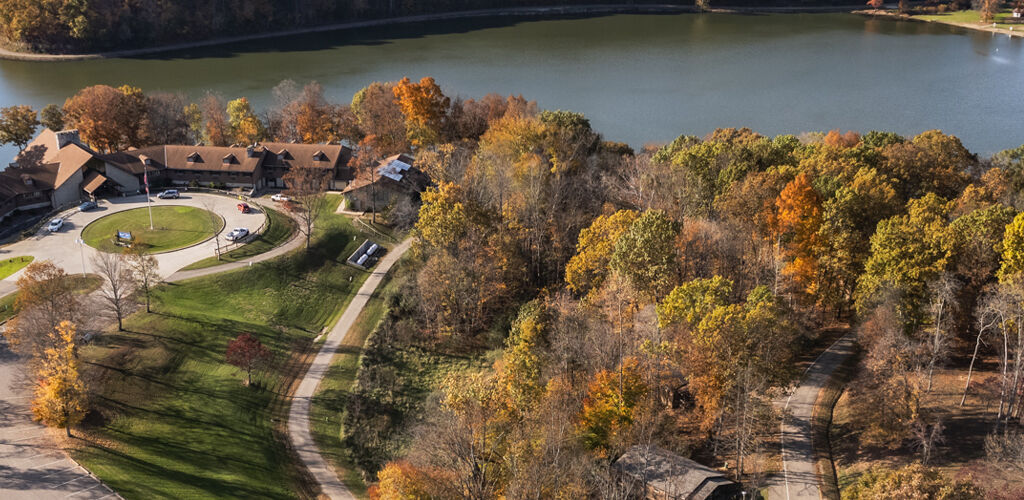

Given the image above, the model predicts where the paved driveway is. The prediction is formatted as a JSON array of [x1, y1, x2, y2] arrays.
[[0, 193, 265, 297]]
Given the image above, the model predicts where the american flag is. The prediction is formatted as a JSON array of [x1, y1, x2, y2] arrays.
[[144, 169, 149, 195]]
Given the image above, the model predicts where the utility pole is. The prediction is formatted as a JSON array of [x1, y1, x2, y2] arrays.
[[75, 237, 86, 276]]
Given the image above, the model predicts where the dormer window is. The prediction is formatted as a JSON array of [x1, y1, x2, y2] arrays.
[[187, 152, 201, 163], [312, 151, 327, 162], [223, 154, 236, 165], [140, 154, 152, 166]]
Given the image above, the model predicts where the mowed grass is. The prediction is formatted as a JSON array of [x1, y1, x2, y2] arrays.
[[0, 255, 33, 280], [182, 207, 297, 271], [916, 9, 1024, 31], [82, 206, 221, 254], [69, 196, 390, 499]]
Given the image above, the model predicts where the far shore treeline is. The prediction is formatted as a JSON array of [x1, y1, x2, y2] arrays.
[[0, 0, 863, 54]]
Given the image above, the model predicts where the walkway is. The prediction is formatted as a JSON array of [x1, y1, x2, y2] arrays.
[[771, 334, 857, 500], [287, 238, 411, 500], [0, 338, 120, 499]]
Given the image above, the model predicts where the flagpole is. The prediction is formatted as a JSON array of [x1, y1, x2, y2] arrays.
[[145, 168, 154, 230]]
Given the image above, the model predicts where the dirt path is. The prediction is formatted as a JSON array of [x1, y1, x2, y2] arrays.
[[770, 334, 857, 500], [287, 238, 411, 500]]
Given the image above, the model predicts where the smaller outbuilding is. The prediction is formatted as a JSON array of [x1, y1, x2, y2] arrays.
[[341, 154, 430, 212], [611, 446, 744, 500]]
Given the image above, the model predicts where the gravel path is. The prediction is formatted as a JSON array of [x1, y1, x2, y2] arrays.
[[287, 238, 411, 500]]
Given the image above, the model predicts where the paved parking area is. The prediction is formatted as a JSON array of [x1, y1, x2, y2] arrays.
[[0, 192, 266, 297], [0, 339, 120, 499]]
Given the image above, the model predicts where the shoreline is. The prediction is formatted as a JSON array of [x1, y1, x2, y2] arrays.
[[0, 3, 870, 62], [855, 8, 1024, 38]]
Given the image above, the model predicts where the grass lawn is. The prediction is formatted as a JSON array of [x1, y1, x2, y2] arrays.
[[181, 207, 297, 271], [915, 10, 1024, 31], [0, 255, 33, 280], [82, 206, 221, 254], [68, 198, 394, 499]]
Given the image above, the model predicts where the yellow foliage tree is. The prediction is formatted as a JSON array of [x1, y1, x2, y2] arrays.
[[577, 357, 648, 456], [774, 172, 823, 296], [32, 321, 87, 437], [564, 209, 639, 296]]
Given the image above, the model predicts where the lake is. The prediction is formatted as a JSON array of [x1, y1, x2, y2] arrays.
[[0, 12, 1022, 163]]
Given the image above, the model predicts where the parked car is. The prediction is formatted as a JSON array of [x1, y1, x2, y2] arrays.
[[237, 202, 251, 213], [270, 193, 290, 202], [47, 218, 64, 232], [157, 189, 179, 199], [79, 200, 97, 211], [225, 227, 249, 241]]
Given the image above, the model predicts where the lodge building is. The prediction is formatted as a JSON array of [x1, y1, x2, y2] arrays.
[[0, 128, 356, 223]]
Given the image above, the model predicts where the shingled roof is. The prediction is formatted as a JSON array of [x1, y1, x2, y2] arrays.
[[612, 446, 741, 500]]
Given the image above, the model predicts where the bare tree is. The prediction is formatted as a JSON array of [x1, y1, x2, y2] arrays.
[[92, 251, 137, 331], [925, 274, 959, 392], [126, 245, 160, 313], [200, 197, 225, 260], [2, 261, 83, 360], [283, 165, 331, 250]]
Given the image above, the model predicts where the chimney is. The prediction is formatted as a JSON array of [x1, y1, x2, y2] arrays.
[[246, 146, 257, 158], [55, 129, 81, 149]]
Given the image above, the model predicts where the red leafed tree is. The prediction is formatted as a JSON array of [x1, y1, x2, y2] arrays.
[[225, 333, 272, 386], [866, 0, 883, 9]]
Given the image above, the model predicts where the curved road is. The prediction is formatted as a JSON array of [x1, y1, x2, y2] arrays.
[[0, 193, 284, 500], [288, 238, 411, 500], [771, 334, 857, 500]]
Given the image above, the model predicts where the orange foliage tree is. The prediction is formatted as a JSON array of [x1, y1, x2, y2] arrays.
[[576, 357, 648, 456], [392, 76, 450, 148], [774, 173, 823, 296]]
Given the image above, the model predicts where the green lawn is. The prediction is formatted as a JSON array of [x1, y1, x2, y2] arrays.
[[0, 255, 33, 280], [82, 206, 221, 254], [181, 207, 297, 271], [915, 10, 1024, 31], [69, 198, 394, 499]]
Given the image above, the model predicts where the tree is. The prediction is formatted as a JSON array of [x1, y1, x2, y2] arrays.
[[609, 209, 679, 299], [846, 464, 983, 500], [0, 105, 39, 151], [225, 333, 272, 386], [92, 251, 137, 331], [283, 164, 331, 250], [63, 84, 149, 151], [392, 76, 450, 148], [126, 245, 160, 313], [200, 93, 230, 146], [576, 357, 648, 456], [3, 261, 82, 359], [352, 81, 408, 156], [145, 92, 190, 144], [998, 212, 1024, 282], [774, 172, 823, 297], [226, 97, 265, 145], [32, 321, 88, 437], [866, 0, 884, 9], [565, 209, 639, 296], [980, 0, 1000, 22], [39, 103, 64, 132]]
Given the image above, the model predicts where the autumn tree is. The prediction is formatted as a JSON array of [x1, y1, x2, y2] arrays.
[[3, 261, 82, 359], [610, 209, 679, 299], [200, 93, 230, 146], [393, 76, 450, 148], [283, 164, 331, 250], [773, 172, 823, 297], [0, 105, 39, 151], [351, 81, 408, 156], [846, 464, 983, 500], [866, 0, 884, 9], [63, 84, 149, 151], [145, 92, 191, 144], [126, 245, 159, 313], [227, 97, 265, 145], [32, 321, 88, 437], [39, 103, 64, 132], [565, 209, 639, 296], [225, 333, 272, 386]]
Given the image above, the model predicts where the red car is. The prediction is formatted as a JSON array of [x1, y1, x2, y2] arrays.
[[237, 202, 251, 213]]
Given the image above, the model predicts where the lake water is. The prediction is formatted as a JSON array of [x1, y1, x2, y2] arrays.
[[0, 12, 1022, 163]]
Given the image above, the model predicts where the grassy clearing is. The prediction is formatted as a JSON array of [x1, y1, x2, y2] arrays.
[[181, 207, 296, 271], [82, 206, 220, 254], [915, 10, 1024, 32], [0, 255, 33, 280], [68, 199, 394, 499]]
